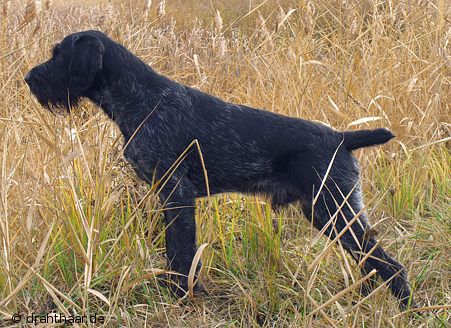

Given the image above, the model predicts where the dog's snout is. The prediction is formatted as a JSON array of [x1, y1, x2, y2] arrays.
[[24, 71, 32, 85]]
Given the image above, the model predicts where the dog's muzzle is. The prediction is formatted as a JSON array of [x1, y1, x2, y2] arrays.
[[24, 72, 31, 85], [24, 71, 32, 86]]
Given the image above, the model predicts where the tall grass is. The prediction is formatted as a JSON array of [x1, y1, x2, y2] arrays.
[[0, 0, 450, 326]]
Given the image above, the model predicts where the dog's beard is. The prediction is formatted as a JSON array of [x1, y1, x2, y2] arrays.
[[28, 77, 79, 114]]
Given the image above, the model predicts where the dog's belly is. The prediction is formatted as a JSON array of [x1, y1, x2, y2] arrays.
[[187, 151, 303, 208], [188, 160, 271, 197], [190, 169, 302, 209]]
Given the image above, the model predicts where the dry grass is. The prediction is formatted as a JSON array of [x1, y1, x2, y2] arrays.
[[0, 0, 450, 326]]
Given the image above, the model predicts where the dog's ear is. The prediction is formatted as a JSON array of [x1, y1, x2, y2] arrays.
[[69, 34, 104, 96]]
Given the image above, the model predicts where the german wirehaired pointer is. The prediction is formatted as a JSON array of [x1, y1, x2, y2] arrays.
[[25, 30, 415, 309]]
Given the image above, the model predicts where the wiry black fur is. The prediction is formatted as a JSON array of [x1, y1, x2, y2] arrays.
[[26, 30, 414, 309]]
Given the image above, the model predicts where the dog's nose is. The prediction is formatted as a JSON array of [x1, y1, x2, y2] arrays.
[[24, 72, 31, 85]]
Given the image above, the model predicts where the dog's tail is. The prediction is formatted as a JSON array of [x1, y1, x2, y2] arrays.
[[343, 128, 395, 151]]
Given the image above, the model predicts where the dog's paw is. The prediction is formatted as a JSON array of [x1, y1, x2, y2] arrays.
[[158, 273, 207, 298], [359, 281, 376, 297]]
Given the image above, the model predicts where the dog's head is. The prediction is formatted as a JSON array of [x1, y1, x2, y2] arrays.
[[25, 30, 106, 112]]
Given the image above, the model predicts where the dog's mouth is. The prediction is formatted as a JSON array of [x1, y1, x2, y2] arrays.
[[25, 73, 73, 114]]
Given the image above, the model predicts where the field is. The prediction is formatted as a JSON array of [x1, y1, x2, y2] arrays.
[[0, 0, 450, 326]]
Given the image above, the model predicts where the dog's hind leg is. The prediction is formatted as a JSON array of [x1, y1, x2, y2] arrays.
[[351, 237, 414, 309], [301, 183, 414, 310], [347, 246, 379, 297]]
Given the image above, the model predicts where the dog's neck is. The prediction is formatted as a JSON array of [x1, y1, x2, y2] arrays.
[[85, 51, 172, 141]]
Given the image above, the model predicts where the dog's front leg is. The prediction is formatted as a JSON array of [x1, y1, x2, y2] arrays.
[[159, 179, 201, 296]]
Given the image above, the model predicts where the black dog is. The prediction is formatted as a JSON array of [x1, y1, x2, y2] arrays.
[[25, 30, 415, 309]]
